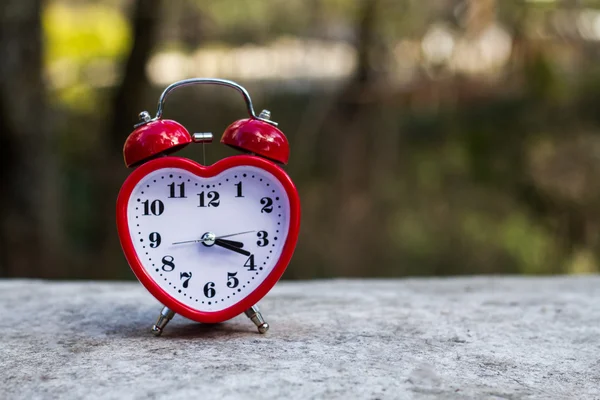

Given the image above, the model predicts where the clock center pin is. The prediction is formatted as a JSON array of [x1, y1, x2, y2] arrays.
[[201, 232, 216, 246]]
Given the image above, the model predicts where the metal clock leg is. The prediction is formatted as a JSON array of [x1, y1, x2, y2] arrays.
[[244, 305, 269, 334], [151, 306, 175, 336]]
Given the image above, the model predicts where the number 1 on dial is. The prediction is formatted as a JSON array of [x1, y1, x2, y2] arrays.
[[235, 182, 243, 197]]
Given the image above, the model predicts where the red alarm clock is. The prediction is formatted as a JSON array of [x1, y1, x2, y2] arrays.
[[116, 79, 300, 336]]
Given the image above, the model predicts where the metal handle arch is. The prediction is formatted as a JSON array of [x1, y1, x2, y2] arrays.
[[154, 78, 277, 126]]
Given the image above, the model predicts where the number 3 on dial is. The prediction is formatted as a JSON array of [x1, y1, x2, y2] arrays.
[[257, 231, 269, 247]]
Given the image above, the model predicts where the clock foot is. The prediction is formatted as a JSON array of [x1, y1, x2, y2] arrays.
[[151, 306, 175, 336], [244, 305, 269, 334]]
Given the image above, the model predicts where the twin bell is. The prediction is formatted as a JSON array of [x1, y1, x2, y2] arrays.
[[121, 79, 290, 168]]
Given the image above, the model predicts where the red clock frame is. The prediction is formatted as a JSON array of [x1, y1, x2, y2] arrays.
[[116, 155, 301, 324]]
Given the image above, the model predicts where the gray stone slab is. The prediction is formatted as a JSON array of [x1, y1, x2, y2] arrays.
[[1, 277, 599, 399]]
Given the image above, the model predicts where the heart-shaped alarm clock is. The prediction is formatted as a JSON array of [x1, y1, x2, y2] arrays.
[[116, 78, 300, 336]]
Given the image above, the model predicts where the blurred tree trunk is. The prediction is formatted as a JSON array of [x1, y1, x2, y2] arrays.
[[320, 0, 387, 275], [94, 0, 162, 277], [107, 0, 162, 155], [0, 0, 61, 277]]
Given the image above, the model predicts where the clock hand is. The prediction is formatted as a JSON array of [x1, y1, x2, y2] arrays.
[[214, 230, 256, 240], [214, 239, 251, 256], [172, 230, 255, 245], [172, 239, 204, 245], [215, 238, 243, 248]]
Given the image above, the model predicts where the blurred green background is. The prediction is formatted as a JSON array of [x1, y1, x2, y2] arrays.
[[2, 0, 600, 280]]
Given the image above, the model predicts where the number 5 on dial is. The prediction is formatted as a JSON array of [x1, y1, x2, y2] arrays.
[[227, 272, 239, 288]]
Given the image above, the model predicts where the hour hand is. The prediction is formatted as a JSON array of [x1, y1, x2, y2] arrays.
[[214, 239, 251, 256], [216, 238, 243, 248], [171, 238, 238, 246]]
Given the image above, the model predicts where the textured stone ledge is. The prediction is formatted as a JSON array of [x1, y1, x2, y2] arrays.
[[2, 277, 599, 399]]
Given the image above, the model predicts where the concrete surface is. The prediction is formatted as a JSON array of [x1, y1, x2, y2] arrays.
[[1, 277, 599, 399]]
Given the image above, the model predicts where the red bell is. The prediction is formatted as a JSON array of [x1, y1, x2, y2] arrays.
[[221, 112, 289, 165], [123, 114, 192, 167]]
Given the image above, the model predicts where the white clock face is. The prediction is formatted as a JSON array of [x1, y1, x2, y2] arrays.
[[127, 166, 290, 312]]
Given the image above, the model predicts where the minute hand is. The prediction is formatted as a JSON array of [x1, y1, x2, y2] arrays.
[[172, 230, 256, 246], [214, 239, 251, 256]]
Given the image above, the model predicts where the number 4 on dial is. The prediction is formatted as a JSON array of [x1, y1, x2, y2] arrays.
[[244, 255, 257, 271]]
